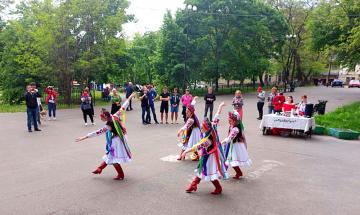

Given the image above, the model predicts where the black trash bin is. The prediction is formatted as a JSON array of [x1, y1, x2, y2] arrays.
[[315, 100, 327, 115]]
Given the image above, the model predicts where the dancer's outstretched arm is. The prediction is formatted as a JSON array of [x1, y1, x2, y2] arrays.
[[114, 92, 136, 117], [76, 126, 109, 142]]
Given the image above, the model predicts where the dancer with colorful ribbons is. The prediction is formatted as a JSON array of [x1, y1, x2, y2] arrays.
[[177, 96, 202, 161], [181, 102, 228, 195], [76, 92, 136, 180], [222, 110, 252, 179]]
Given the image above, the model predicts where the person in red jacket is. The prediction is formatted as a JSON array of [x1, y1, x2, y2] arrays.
[[45, 86, 57, 120], [272, 92, 285, 113], [282, 96, 296, 113]]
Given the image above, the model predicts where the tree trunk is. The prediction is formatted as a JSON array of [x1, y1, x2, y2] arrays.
[[258, 73, 264, 86], [215, 77, 219, 92], [252, 75, 256, 89]]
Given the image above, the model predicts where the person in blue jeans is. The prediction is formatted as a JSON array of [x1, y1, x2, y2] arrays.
[[170, 88, 180, 124], [45, 86, 57, 120], [148, 84, 159, 124], [25, 83, 41, 132]]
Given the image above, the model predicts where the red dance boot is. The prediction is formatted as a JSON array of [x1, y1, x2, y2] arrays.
[[186, 177, 201, 193], [211, 180, 222, 195], [113, 164, 124, 180], [92, 161, 107, 174], [233, 166, 243, 179]]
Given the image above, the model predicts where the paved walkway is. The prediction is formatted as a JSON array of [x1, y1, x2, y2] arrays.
[[0, 86, 359, 215]]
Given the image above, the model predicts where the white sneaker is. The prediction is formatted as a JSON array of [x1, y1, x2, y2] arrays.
[[85, 123, 88, 126], [48, 118, 51, 121], [92, 122, 95, 125], [53, 117, 56, 120]]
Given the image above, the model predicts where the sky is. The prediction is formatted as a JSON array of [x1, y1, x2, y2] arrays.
[[123, 0, 185, 38], [6, 0, 185, 38]]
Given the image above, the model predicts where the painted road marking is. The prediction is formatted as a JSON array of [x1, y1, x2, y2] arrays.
[[245, 160, 285, 180], [160, 154, 180, 162]]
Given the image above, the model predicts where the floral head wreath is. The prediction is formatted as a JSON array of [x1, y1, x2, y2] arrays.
[[228, 111, 239, 121], [100, 108, 112, 122], [202, 118, 212, 132], [187, 104, 195, 113]]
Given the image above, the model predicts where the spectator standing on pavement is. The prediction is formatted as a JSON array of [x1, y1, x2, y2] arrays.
[[272, 92, 285, 113], [181, 89, 193, 122], [267, 87, 277, 114], [204, 87, 216, 121], [110, 88, 122, 115], [45, 86, 57, 120], [103, 87, 110, 102], [256, 87, 266, 120], [160, 87, 170, 124], [125, 82, 134, 111], [25, 83, 41, 132], [148, 84, 159, 124], [81, 88, 95, 126], [232, 90, 244, 120], [139, 86, 151, 124], [170, 88, 180, 124]]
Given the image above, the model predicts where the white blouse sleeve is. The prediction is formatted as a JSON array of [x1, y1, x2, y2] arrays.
[[86, 125, 110, 138], [121, 100, 130, 111], [222, 127, 239, 144], [212, 114, 220, 125]]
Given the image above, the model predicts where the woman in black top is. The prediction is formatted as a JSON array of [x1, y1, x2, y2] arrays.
[[160, 87, 170, 124]]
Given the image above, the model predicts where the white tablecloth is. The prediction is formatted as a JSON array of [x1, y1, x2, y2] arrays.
[[259, 114, 315, 132]]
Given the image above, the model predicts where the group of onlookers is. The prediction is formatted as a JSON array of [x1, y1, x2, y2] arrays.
[[256, 86, 308, 120], [25, 83, 57, 132], [139, 84, 159, 124], [26, 80, 312, 132]]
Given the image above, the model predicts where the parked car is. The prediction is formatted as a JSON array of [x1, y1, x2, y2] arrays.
[[348, 80, 360, 88], [331, 79, 343, 87]]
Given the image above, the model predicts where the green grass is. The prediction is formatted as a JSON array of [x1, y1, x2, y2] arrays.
[[315, 101, 360, 132]]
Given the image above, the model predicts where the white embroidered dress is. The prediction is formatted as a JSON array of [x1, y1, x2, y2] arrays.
[[86, 101, 132, 165], [192, 114, 228, 181], [222, 126, 252, 167]]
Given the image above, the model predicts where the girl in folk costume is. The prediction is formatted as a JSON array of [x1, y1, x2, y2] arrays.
[[177, 97, 202, 161], [76, 93, 136, 180], [222, 111, 252, 179], [181, 102, 228, 195]]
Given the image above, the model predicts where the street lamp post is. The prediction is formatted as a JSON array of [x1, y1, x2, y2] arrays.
[[183, 4, 197, 92]]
